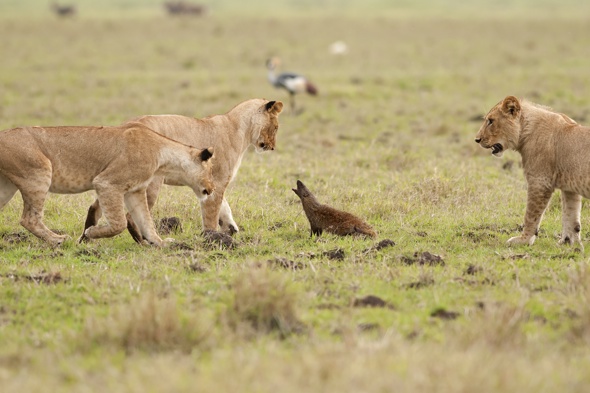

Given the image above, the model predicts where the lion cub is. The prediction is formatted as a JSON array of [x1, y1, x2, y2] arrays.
[[476, 95, 588, 249], [0, 124, 214, 247], [292, 180, 376, 239]]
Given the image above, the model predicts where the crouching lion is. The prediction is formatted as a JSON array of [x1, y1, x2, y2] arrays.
[[81, 98, 283, 243], [0, 124, 214, 247], [475, 95, 587, 249]]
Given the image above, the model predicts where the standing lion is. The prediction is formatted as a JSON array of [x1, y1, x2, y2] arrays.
[[475, 95, 587, 249]]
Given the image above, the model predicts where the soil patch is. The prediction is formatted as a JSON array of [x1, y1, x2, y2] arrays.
[[1, 232, 29, 244], [353, 295, 395, 309], [75, 249, 101, 258], [364, 239, 395, 253], [3, 271, 63, 285], [187, 263, 207, 273], [465, 264, 483, 275], [358, 323, 381, 331], [268, 257, 305, 270], [401, 251, 445, 266], [316, 303, 341, 310], [405, 276, 435, 289], [170, 241, 194, 251], [158, 217, 183, 235], [324, 248, 345, 261], [203, 230, 236, 250], [430, 307, 460, 320]]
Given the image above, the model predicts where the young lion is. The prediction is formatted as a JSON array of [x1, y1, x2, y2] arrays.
[[81, 98, 283, 243], [475, 95, 587, 249], [0, 124, 215, 247]]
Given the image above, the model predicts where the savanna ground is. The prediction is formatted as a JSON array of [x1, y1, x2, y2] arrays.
[[2, 0, 590, 391]]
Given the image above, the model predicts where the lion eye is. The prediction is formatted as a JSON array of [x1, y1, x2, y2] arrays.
[[487, 118, 494, 126]]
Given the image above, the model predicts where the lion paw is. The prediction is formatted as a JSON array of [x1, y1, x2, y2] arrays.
[[49, 234, 68, 248], [228, 224, 239, 236], [507, 235, 535, 246], [558, 234, 584, 252], [558, 233, 580, 245]]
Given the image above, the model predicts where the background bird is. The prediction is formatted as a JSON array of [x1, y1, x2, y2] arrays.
[[266, 57, 317, 114]]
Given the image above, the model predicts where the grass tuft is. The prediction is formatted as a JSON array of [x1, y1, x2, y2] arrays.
[[456, 301, 528, 349], [224, 264, 305, 338], [81, 292, 212, 353]]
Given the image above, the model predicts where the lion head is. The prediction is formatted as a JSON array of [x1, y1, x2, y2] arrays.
[[192, 147, 216, 200], [254, 100, 283, 153], [475, 96, 522, 157]]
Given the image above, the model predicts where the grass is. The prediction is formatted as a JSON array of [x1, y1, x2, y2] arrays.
[[2, 1, 590, 392]]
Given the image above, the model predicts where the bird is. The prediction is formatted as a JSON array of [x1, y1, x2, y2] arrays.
[[266, 57, 317, 114]]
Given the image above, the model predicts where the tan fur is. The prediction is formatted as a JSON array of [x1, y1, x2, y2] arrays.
[[292, 180, 377, 239], [475, 95, 588, 249], [82, 98, 283, 242], [0, 124, 215, 247]]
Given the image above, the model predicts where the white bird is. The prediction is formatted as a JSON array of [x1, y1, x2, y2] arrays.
[[329, 41, 348, 55], [266, 57, 318, 114]]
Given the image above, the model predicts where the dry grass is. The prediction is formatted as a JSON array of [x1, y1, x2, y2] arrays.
[[224, 264, 305, 338], [81, 292, 214, 353]]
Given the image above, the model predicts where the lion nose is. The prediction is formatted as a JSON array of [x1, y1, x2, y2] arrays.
[[474, 138, 481, 143]]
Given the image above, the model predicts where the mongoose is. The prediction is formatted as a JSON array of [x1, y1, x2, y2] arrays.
[[292, 180, 377, 239]]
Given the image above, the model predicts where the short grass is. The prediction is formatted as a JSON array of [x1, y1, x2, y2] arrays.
[[2, 1, 590, 392]]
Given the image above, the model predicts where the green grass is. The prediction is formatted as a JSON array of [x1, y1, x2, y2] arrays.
[[2, 1, 590, 392]]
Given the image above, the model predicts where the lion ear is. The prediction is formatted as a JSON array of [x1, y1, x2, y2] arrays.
[[198, 147, 214, 162], [265, 100, 284, 115], [501, 96, 521, 117]]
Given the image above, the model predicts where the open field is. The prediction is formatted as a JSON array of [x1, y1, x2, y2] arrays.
[[2, 1, 590, 392]]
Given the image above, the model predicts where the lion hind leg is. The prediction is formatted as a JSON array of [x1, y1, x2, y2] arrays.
[[559, 191, 583, 250], [0, 174, 18, 210], [84, 189, 127, 241], [124, 190, 163, 247], [19, 178, 66, 246]]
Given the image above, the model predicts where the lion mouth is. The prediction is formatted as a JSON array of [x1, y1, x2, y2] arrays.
[[491, 143, 504, 156]]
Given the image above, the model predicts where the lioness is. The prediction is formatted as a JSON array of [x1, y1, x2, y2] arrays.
[[81, 98, 283, 243], [0, 124, 214, 247], [475, 95, 587, 249]]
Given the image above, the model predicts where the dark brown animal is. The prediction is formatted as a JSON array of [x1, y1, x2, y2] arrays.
[[50, 2, 76, 17], [292, 180, 376, 239], [163, 1, 207, 16]]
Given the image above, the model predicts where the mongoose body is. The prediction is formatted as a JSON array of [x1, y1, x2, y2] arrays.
[[292, 180, 377, 239]]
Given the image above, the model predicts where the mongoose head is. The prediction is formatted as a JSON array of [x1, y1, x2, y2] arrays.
[[292, 180, 313, 199]]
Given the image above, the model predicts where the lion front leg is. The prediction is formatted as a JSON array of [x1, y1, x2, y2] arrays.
[[508, 184, 553, 246], [78, 198, 102, 243], [558, 190, 583, 250], [218, 197, 239, 235], [200, 191, 224, 232], [124, 190, 164, 247]]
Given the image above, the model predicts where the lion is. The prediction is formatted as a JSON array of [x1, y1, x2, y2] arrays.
[[475, 95, 589, 249], [0, 124, 215, 247], [81, 98, 283, 243]]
